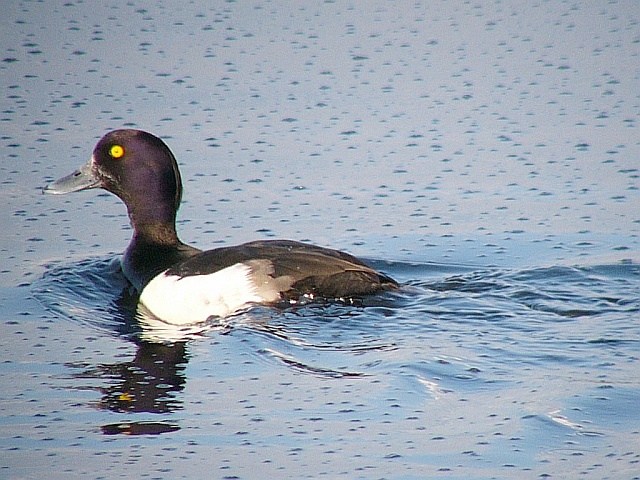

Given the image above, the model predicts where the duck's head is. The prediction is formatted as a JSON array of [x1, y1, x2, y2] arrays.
[[45, 129, 183, 235]]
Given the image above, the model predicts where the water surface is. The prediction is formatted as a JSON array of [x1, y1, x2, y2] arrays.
[[1, 1, 639, 479]]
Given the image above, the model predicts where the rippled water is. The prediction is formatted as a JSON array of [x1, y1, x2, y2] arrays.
[[2, 0, 639, 478], [20, 255, 640, 478]]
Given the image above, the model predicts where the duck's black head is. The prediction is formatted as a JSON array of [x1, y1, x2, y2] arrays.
[[45, 129, 184, 244]]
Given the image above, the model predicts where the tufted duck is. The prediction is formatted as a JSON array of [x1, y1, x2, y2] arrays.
[[44, 129, 397, 324]]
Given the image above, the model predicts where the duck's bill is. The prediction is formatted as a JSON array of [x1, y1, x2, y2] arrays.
[[43, 159, 100, 194]]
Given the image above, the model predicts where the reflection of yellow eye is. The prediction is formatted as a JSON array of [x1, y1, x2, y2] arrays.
[[109, 145, 125, 159]]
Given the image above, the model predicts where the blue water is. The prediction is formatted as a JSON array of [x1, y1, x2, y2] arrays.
[[12, 255, 640, 479], [2, 1, 639, 479]]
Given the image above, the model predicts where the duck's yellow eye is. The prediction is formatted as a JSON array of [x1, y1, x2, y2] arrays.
[[109, 145, 125, 159]]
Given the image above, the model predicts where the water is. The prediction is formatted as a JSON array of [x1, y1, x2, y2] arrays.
[[2, 1, 639, 478], [11, 257, 640, 479]]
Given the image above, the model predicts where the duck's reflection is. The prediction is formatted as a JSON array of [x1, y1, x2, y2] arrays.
[[79, 290, 211, 435], [95, 339, 187, 436], [70, 335, 188, 435], [34, 257, 220, 435], [96, 340, 188, 414]]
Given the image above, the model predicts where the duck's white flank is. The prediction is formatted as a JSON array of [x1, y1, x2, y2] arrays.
[[139, 263, 265, 325]]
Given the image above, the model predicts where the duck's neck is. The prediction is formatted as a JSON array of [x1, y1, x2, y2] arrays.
[[121, 205, 200, 290], [132, 221, 181, 247], [122, 226, 200, 291], [116, 166, 202, 288], [125, 193, 179, 242]]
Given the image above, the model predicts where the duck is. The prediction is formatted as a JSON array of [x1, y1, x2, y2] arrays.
[[44, 129, 398, 324]]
